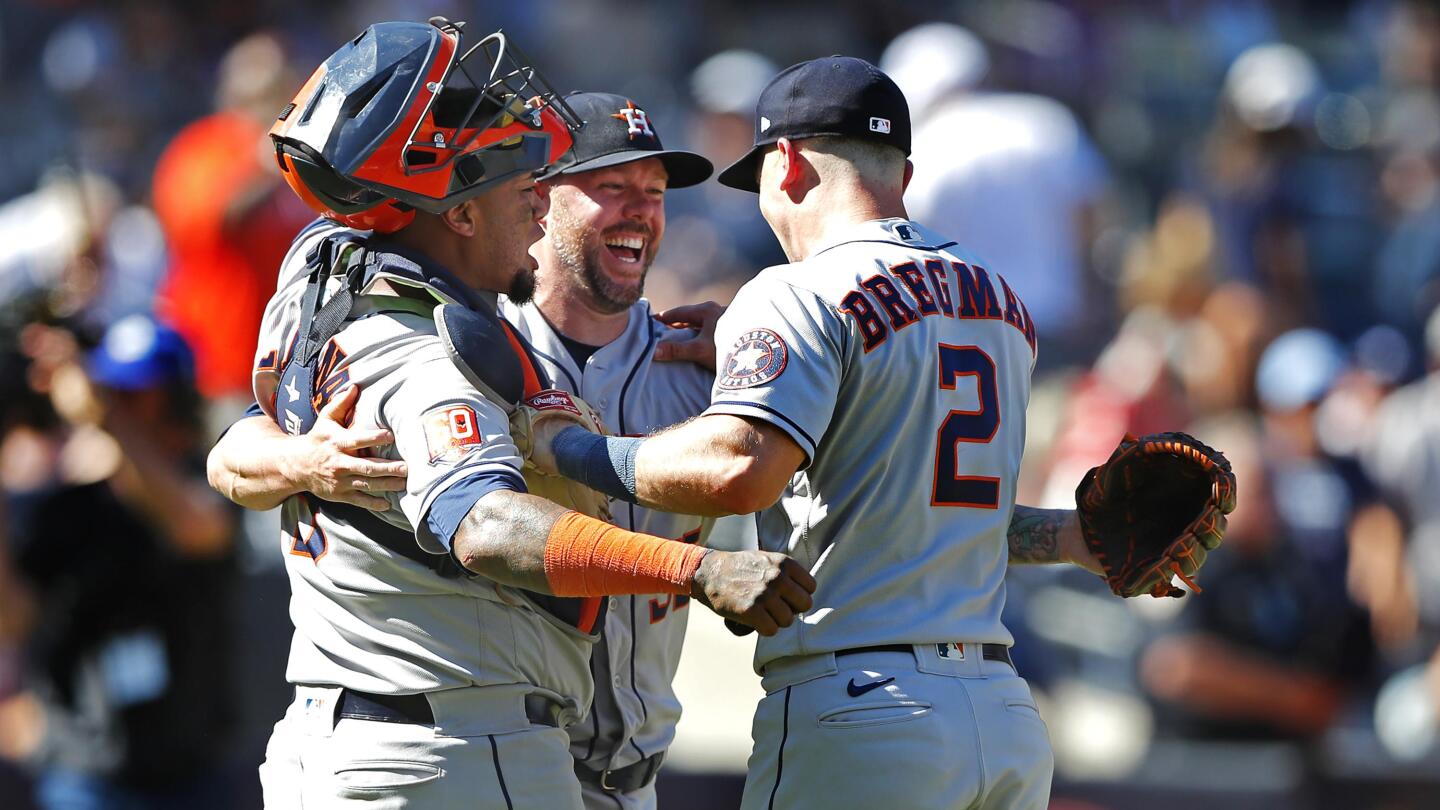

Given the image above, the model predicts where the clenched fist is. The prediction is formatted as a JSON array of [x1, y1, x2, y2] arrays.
[[691, 550, 816, 636]]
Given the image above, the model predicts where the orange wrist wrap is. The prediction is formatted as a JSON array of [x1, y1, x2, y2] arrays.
[[543, 511, 707, 597]]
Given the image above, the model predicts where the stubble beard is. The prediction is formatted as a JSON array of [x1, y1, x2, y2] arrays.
[[548, 204, 650, 315]]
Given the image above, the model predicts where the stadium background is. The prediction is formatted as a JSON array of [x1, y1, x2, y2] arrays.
[[1, 0, 1439, 807]]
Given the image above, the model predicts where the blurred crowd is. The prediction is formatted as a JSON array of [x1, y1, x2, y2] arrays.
[[1, 0, 1440, 808]]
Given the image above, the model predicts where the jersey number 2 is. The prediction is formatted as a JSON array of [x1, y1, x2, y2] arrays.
[[932, 344, 1000, 508]]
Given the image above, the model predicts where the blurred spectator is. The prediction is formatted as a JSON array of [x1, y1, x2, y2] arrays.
[[1, 316, 238, 810], [882, 22, 1110, 364], [152, 32, 313, 405], [1356, 306, 1440, 666], [1195, 43, 1381, 340], [0, 170, 120, 326], [650, 49, 786, 309], [1139, 409, 1372, 742]]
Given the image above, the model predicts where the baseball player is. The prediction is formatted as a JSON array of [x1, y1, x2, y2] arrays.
[[507, 91, 723, 809], [523, 58, 1226, 810], [206, 21, 812, 809], [215, 89, 729, 809]]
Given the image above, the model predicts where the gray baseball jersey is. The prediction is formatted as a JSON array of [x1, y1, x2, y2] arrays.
[[706, 217, 1038, 673], [252, 220, 597, 709], [499, 297, 715, 776]]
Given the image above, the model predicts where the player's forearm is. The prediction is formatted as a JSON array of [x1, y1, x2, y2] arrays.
[[207, 416, 306, 510], [549, 415, 797, 517], [451, 489, 568, 591], [633, 417, 774, 516], [452, 489, 813, 635], [451, 489, 706, 596], [1007, 505, 1100, 574]]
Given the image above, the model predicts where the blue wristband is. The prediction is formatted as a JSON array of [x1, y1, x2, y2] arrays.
[[552, 427, 642, 503]]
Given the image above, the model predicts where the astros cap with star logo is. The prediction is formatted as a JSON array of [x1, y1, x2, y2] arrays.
[[537, 91, 713, 187]]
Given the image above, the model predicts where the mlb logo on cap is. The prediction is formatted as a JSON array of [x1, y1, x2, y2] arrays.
[[870, 117, 891, 134]]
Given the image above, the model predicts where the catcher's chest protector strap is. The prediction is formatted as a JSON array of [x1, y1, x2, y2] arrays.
[[436, 303, 536, 411], [276, 236, 369, 437], [275, 236, 468, 578]]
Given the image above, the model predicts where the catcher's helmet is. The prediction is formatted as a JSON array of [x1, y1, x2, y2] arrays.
[[270, 18, 580, 233]]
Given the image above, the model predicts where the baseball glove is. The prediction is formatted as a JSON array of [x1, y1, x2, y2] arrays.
[[434, 304, 612, 522], [1075, 432, 1237, 599], [512, 390, 612, 523]]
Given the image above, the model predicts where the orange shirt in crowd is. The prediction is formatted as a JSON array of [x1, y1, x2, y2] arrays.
[[152, 112, 312, 399]]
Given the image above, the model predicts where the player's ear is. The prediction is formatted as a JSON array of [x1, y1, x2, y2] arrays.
[[776, 138, 804, 192], [441, 199, 480, 238], [902, 159, 914, 193]]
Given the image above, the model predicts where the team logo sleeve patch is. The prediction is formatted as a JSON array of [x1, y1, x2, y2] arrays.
[[421, 404, 484, 464], [718, 328, 789, 390]]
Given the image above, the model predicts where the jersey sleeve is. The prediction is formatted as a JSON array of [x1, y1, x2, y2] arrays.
[[380, 345, 526, 554], [704, 274, 843, 466]]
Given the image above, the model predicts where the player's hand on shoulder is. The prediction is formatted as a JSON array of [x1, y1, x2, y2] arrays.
[[287, 385, 408, 510], [653, 301, 725, 370], [690, 549, 816, 636]]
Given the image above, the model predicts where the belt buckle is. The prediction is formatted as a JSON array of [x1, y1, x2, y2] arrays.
[[599, 769, 619, 793]]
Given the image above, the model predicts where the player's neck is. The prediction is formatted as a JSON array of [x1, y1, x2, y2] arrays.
[[532, 278, 630, 347], [784, 189, 908, 262]]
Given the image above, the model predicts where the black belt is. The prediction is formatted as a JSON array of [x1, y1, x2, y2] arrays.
[[337, 689, 563, 728], [574, 752, 665, 794], [836, 643, 1013, 668]]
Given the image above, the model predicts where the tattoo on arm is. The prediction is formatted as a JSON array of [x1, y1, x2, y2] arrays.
[[1008, 505, 1065, 564]]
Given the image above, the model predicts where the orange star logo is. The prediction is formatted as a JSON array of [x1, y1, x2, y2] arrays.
[[612, 100, 656, 140]]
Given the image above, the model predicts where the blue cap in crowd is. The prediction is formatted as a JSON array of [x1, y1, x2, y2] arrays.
[[1255, 328, 1346, 411], [539, 91, 713, 188], [88, 314, 195, 390], [717, 56, 912, 192]]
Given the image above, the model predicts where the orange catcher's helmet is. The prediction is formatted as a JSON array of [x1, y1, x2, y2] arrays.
[[270, 17, 580, 233]]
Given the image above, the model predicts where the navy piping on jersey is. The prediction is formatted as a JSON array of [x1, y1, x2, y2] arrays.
[[488, 734, 515, 810], [616, 323, 658, 753], [532, 343, 581, 392], [767, 686, 792, 810], [420, 468, 526, 550], [812, 238, 958, 257], [626, 594, 650, 761], [710, 400, 817, 454]]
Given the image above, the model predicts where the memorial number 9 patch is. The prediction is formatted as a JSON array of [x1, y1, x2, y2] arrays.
[[422, 405, 483, 464]]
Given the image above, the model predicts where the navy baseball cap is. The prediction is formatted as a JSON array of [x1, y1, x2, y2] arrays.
[[87, 314, 195, 390], [538, 92, 712, 188], [717, 56, 912, 192]]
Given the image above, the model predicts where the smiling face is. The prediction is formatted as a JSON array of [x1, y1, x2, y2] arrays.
[[541, 158, 668, 314]]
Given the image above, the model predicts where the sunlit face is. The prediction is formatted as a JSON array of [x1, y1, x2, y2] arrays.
[[469, 171, 548, 303], [542, 158, 668, 314]]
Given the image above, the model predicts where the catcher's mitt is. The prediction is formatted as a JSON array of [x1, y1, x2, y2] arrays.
[[434, 304, 612, 522], [1075, 432, 1237, 598], [513, 390, 612, 522]]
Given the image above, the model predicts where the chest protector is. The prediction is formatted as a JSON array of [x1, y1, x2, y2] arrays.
[[273, 234, 605, 634]]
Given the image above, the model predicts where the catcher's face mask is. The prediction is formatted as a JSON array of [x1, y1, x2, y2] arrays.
[[271, 17, 580, 233]]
